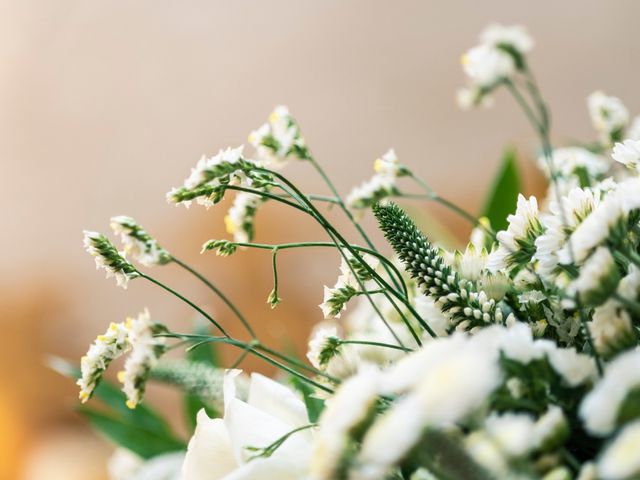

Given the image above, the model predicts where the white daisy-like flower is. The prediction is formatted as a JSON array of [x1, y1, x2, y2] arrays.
[[612, 139, 640, 172], [83, 230, 140, 289], [110, 216, 171, 267], [461, 43, 515, 88], [597, 419, 640, 480], [319, 274, 358, 320], [567, 247, 620, 306], [372, 149, 402, 177], [118, 309, 167, 409], [588, 91, 629, 144], [535, 187, 599, 281], [580, 349, 640, 436], [224, 192, 264, 243], [443, 243, 488, 282], [487, 194, 543, 272], [480, 23, 534, 55], [77, 319, 132, 402]]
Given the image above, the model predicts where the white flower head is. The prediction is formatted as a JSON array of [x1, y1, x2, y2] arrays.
[[77, 319, 132, 402], [249, 105, 309, 167], [580, 349, 640, 435], [487, 195, 543, 272], [83, 230, 140, 289], [568, 247, 620, 306], [540, 147, 609, 183], [224, 192, 265, 243], [461, 43, 515, 88], [480, 24, 534, 55], [484, 411, 537, 457], [110, 216, 171, 267], [598, 419, 640, 480], [612, 139, 640, 172], [118, 309, 167, 409], [305, 325, 359, 380], [588, 91, 629, 145]]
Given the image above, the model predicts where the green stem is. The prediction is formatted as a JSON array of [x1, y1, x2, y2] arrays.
[[307, 155, 404, 293], [171, 256, 256, 339], [220, 240, 409, 298], [139, 273, 229, 337], [246, 423, 318, 460], [340, 339, 413, 352]]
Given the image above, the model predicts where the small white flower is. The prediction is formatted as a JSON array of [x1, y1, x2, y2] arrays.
[[118, 309, 167, 409], [346, 150, 403, 216], [580, 349, 640, 435], [540, 147, 609, 182], [597, 419, 640, 480], [568, 247, 619, 306], [484, 411, 536, 457], [224, 192, 264, 243], [533, 405, 569, 451], [461, 44, 515, 88], [83, 230, 140, 288], [487, 194, 543, 272], [480, 24, 534, 55], [590, 300, 634, 359], [248, 105, 308, 167], [110, 216, 171, 267], [588, 91, 629, 144], [612, 139, 640, 171], [373, 149, 401, 176], [77, 319, 132, 402]]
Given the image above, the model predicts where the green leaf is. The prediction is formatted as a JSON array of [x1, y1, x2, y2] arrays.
[[481, 148, 521, 232], [288, 375, 324, 423], [80, 407, 185, 459]]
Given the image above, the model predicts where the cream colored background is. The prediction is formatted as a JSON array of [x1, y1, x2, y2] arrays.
[[1, 1, 639, 478]]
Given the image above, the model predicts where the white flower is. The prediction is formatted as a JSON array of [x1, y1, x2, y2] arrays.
[[78, 319, 132, 402], [346, 150, 403, 215], [224, 192, 264, 243], [588, 91, 629, 144], [580, 349, 640, 435], [456, 87, 494, 109], [559, 193, 624, 265], [319, 276, 357, 319], [443, 243, 487, 282], [83, 230, 140, 288], [306, 325, 359, 379], [568, 247, 619, 306], [487, 194, 543, 272], [310, 367, 382, 480], [461, 44, 515, 88], [612, 139, 640, 171], [540, 147, 609, 181], [484, 411, 536, 457], [598, 419, 640, 480], [182, 370, 311, 480], [535, 187, 599, 280], [480, 24, 534, 54], [110, 216, 171, 267], [533, 405, 569, 451], [118, 309, 167, 409], [248, 106, 308, 167]]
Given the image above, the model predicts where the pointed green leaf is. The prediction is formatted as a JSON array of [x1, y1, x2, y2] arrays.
[[481, 148, 521, 232], [79, 407, 185, 459], [288, 375, 324, 423]]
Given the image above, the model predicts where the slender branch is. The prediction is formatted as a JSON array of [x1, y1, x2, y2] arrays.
[[139, 272, 229, 337], [171, 256, 256, 338]]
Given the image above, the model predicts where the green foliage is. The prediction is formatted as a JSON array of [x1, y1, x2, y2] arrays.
[[289, 375, 325, 423], [481, 148, 521, 232]]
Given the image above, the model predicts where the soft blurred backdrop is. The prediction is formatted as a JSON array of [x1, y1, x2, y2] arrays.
[[2, 1, 639, 478]]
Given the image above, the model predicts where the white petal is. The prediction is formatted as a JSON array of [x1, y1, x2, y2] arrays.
[[182, 410, 237, 480], [248, 373, 309, 429]]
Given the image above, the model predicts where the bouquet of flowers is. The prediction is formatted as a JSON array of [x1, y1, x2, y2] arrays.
[[58, 23, 640, 480]]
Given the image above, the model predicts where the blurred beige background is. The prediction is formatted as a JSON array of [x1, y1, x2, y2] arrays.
[[2, 1, 639, 478]]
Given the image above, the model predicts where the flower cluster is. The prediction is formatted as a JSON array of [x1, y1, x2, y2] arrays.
[[74, 22, 640, 480]]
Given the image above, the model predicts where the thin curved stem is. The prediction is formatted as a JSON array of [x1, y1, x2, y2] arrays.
[[139, 273, 229, 337], [171, 256, 256, 339]]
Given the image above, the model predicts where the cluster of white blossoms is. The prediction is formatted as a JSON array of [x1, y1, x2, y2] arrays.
[[346, 149, 405, 216], [458, 24, 533, 108], [78, 309, 166, 408], [77, 22, 640, 480]]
